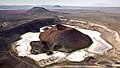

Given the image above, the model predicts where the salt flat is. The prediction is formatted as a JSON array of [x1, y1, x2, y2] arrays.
[[15, 25, 112, 65]]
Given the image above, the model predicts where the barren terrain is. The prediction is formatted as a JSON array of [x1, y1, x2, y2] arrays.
[[0, 6, 120, 68]]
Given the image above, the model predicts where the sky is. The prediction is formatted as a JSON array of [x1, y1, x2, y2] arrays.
[[0, 0, 120, 7]]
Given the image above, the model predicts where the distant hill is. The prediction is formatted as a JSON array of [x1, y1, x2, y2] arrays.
[[26, 7, 50, 14], [53, 5, 61, 7], [0, 5, 32, 10]]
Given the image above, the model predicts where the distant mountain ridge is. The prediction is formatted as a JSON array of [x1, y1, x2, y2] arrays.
[[0, 5, 32, 10]]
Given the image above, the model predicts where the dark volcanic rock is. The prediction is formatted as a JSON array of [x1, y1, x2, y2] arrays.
[[39, 24, 93, 53], [0, 18, 60, 68], [0, 18, 59, 37], [30, 41, 52, 54], [0, 52, 32, 68]]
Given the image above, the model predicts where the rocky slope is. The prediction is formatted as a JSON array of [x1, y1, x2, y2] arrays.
[[0, 18, 60, 68]]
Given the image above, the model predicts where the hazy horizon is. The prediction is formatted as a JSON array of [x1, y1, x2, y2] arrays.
[[0, 0, 120, 7]]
